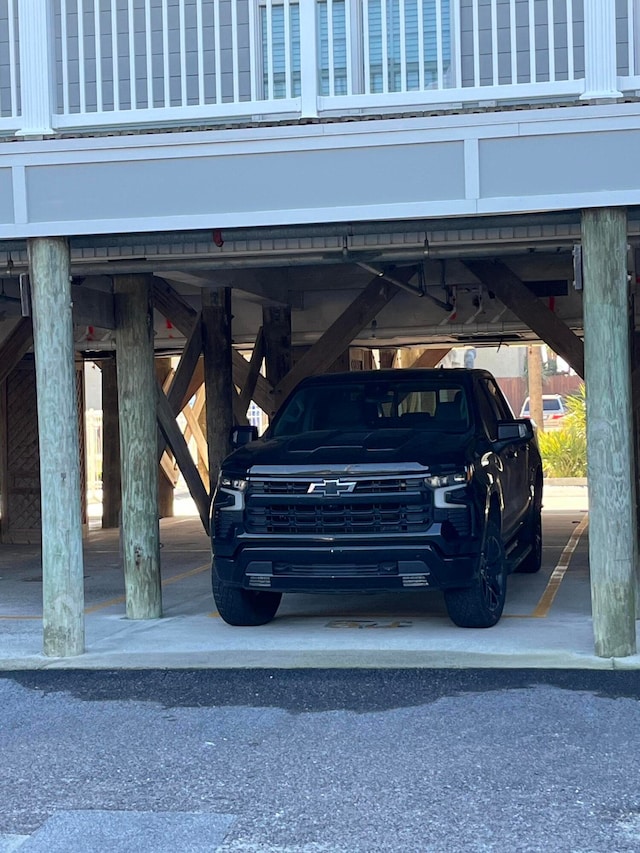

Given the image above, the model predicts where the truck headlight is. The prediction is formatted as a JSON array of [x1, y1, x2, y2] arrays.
[[424, 469, 471, 488], [219, 476, 248, 492]]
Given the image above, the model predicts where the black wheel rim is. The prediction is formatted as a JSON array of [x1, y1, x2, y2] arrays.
[[479, 531, 505, 614]]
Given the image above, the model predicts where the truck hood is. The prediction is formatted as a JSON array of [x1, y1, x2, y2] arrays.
[[224, 428, 473, 473]]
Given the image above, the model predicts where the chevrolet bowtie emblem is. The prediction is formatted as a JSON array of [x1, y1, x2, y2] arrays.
[[308, 479, 356, 496]]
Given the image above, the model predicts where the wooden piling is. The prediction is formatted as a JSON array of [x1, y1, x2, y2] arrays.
[[28, 237, 85, 657], [582, 207, 637, 657], [114, 275, 162, 619], [202, 288, 233, 489]]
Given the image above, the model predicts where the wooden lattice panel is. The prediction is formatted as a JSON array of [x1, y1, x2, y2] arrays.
[[3, 361, 41, 543]]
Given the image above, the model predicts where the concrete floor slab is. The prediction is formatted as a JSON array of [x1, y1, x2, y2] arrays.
[[1, 482, 634, 671]]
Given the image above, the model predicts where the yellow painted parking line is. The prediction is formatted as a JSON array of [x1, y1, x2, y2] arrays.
[[161, 562, 210, 586], [3, 562, 213, 619], [531, 514, 589, 618], [84, 595, 126, 615], [0, 614, 42, 620], [85, 561, 211, 613]]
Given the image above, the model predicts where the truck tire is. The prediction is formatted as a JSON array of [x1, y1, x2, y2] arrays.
[[444, 516, 507, 628], [213, 575, 282, 626]]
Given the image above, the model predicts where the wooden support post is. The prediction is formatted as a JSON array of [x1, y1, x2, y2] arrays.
[[114, 275, 162, 620], [527, 345, 545, 432], [202, 288, 234, 490], [582, 207, 637, 658], [28, 237, 84, 657], [101, 355, 121, 529], [155, 357, 175, 518], [238, 327, 265, 416], [408, 348, 451, 369], [272, 273, 406, 407], [152, 278, 275, 419], [155, 381, 210, 532], [462, 259, 585, 377], [263, 306, 292, 388]]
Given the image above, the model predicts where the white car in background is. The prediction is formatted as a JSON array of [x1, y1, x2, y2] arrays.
[[519, 394, 567, 430]]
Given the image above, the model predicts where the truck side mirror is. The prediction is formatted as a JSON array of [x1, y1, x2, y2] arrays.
[[497, 419, 534, 442], [230, 425, 258, 448]]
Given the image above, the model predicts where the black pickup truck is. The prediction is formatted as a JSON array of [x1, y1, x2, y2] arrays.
[[211, 368, 543, 628]]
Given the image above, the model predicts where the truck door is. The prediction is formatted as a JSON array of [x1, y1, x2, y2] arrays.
[[475, 378, 528, 538]]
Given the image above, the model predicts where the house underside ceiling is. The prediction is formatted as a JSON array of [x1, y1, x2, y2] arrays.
[[0, 209, 638, 353]]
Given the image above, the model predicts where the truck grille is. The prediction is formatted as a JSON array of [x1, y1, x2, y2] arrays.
[[245, 476, 432, 535], [250, 477, 423, 495]]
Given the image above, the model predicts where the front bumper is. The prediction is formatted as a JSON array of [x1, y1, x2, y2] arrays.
[[213, 539, 479, 593]]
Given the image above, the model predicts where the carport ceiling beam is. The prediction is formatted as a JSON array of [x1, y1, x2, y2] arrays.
[[462, 260, 584, 378]]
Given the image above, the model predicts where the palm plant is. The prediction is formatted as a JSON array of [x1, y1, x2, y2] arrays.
[[537, 384, 586, 478]]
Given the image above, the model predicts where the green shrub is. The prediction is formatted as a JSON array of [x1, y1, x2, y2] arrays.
[[536, 384, 587, 478]]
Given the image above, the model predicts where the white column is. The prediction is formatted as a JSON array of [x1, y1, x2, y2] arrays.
[[582, 207, 637, 658], [581, 0, 622, 100], [299, 0, 319, 117], [17, 0, 55, 136], [28, 237, 85, 657]]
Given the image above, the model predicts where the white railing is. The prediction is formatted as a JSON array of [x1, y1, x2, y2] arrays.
[[2, 0, 635, 137]]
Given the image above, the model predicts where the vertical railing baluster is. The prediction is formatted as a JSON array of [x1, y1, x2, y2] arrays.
[[283, 0, 291, 98], [327, 0, 335, 96], [265, 0, 274, 100], [299, 0, 318, 114], [472, 0, 479, 86], [162, 0, 170, 106], [248, 0, 257, 101], [528, 0, 536, 82], [627, 0, 635, 75], [434, 0, 442, 88], [547, 0, 555, 81], [363, 0, 371, 93], [196, 0, 204, 104], [231, 0, 239, 102], [127, 0, 136, 109], [94, 0, 103, 111], [144, 0, 153, 107], [491, 0, 498, 85], [77, 0, 86, 112], [179, 0, 187, 106], [381, 0, 389, 93], [60, 0, 70, 114], [399, 0, 406, 92], [417, 0, 425, 89], [345, 0, 353, 95], [509, 0, 517, 84], [566, 0, 574, 80], [451, 0, 461, 87], [111, 0, 119, 110], [214, 0, 222, 103]]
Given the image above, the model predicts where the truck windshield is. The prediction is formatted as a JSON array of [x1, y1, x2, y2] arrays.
[[270, 381, 470, 437]]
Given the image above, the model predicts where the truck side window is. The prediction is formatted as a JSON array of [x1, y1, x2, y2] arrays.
[[485, 378, 512, 419], [476, 381, 499, 441]]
